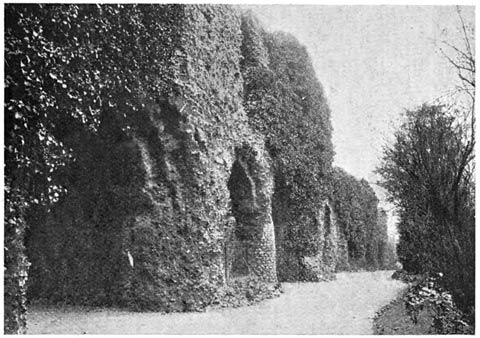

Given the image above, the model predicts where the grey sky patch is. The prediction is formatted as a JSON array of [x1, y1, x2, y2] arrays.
[[241, 5, 475, 240]]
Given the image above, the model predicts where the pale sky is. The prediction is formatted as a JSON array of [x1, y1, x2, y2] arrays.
[[242, 5, 475, 240]]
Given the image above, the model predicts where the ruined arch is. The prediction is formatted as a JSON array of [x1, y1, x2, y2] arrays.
[[227, 159, 256, 277], [225, 144, 277, 283]]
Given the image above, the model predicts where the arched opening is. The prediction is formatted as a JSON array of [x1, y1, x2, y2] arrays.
[[224, 145, 277, 283], [226, 159, 258, 278]]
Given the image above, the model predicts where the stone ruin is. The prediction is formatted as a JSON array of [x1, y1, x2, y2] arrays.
[[24, 5, 339, 312]]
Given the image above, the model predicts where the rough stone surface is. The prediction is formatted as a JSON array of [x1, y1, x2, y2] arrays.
[[25, 5, 337, 312], [240, 12, 336, 282], [113, 4, 279, 310]]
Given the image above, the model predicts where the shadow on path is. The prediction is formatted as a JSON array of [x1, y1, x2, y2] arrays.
[[27, 270, 406, 334]]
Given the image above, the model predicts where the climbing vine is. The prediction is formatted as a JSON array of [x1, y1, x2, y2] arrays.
[[241, 13, 335, 280], [329, 167, 387, 271]]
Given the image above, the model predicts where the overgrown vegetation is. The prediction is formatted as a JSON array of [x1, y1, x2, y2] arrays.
[[242, 20, 333, 206], [377, 104, 475, 320], [4, 4, 203, 332], [240, 14, 393, 277], [5, 5, 400, 334], [377, 9, 475, 323], [241, 13, 336, 281], [330, 167, 394, 271], [211, 277, 282, 309], [405, 274, 473, 334], [374, 272, 473, 334]]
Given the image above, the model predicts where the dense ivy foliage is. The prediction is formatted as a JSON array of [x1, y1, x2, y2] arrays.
[[240, 14, 335, 280], [5, 5, 397, 334], [329, 167, 389, 271], [377, 104, 475, 318], [7, 5, 281, 329], [241, 18, 333, 206], [5, 3, 182, 207], [4, 4, 186, 332]]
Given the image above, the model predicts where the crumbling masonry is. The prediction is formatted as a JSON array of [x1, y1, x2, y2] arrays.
[[25, 5, 339, 312]]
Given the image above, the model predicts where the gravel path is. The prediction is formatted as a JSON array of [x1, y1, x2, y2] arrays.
[[27, 270, 406, 334]]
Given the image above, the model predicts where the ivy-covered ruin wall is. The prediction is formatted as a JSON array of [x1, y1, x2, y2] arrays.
[[23, 4, 279, 312], [330, 167, 389, 271], [5, 4, 389, 332], [240, 13, 336, 281]]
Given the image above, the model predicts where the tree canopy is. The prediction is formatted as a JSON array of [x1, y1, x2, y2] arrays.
[[377, 9, 475, 317], [377, 103, 474, 314]]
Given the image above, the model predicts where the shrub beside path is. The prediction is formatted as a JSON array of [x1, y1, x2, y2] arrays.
[[27, 270, 406, 334]]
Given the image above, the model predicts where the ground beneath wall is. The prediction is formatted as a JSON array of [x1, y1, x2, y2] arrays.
[[27, 270, 406, 334]]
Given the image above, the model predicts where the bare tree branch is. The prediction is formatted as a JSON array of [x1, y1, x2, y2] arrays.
[[456, 6, 473, 60]]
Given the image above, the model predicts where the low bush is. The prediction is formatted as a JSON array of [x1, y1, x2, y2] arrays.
[[402, 272, 473, 334]]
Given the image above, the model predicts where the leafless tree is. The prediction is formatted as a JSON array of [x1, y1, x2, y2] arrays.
[[439, 6, 475, 99]]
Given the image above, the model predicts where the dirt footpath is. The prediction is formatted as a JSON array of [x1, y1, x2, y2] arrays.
[[27, 270, 406, 334]]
